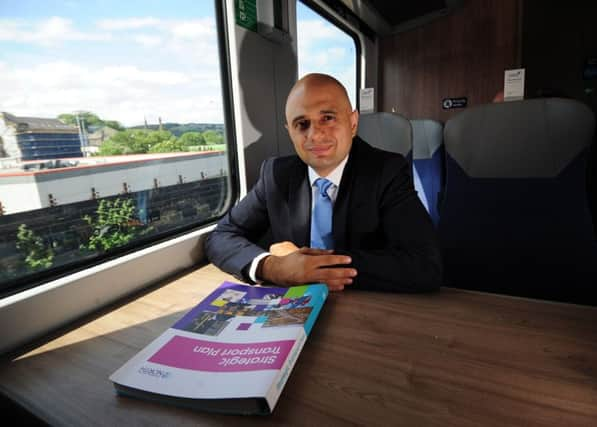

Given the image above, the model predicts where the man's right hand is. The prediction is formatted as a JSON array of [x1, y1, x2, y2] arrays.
[[257, 247, 357, 291]]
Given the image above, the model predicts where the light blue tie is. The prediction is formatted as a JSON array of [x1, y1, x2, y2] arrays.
[[310, 178, 334, 249]]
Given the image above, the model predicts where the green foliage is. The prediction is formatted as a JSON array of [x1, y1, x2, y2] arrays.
[[96, 139, 128, 155], [16, 224, 54, 270], [132, 123, 224, 136], [202, 129, 224, 145], [58, 112, 124, 131], [59, 112, 100, 128], [98, 129, 177, 155], [81, 198, 140, 252], [57, 113, 76, 125], [102, 130, 150, 154], [149, 139, 186, 153], [97, 127, 224, 156], [146, 130, 177, 147], [194, 144, 226, 152], [103, 120, 125, 131], [179, 132, 206, 146]]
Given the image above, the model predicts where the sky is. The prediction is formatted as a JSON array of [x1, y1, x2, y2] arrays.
[[0, 0, 357, 127], [296, 2, 357, 108]]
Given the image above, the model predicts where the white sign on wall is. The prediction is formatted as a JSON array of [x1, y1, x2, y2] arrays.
[[504, 68, 525, 102], [359, 88, 375, 113]]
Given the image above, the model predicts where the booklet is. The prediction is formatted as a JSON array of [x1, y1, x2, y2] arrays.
[[109, 281, 328, 415]]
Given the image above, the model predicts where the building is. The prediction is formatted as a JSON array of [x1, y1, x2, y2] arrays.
[[0, 151, 227, 215], [0, 112, 83, 161]]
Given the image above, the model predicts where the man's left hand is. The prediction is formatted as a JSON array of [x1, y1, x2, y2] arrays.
[[269, 241, 300, 256]]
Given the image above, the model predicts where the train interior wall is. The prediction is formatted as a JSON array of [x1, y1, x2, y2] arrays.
[[377, 0, 597, 120]]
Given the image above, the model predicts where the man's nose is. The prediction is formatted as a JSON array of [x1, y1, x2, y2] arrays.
[[307, 123, 325, 142]]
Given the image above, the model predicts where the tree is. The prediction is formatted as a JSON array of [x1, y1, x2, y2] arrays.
[[58, 112, 102, 131], [58, 112, 124, 131], [97, 139, 127, 155], [103, 120, 125, 131], [81, 198, 140, 252], [179, 132, 206, 147], [104, 130, 148, 154], [16, 224, 54, 270], [149, 139, 185, 153], [202, 130, 224, 145], [146, 130, 178, 148], [99, 129, 177, 155]]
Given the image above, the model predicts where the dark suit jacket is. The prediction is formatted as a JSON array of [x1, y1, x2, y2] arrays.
[[205, 137, 443, 292]]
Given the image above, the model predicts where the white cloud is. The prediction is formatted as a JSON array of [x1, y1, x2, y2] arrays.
[[0, 17, 111, 46], [103, 18, 220, 66], [0, 16, 225, 125], [96, 17, 216, 45], [0, 20, 23, 40], [96, 17, 161, 31], [0, 16, 217, 52], [301, 47, 350, 71], [133, 34, 162, 47], [101, 66, 192, 85], [0, 61, 224, 126], [167, 19, 215, 40], [297, 19, 348, 49]]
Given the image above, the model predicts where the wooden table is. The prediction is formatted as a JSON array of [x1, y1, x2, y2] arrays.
[[1, 264, 597, 426]]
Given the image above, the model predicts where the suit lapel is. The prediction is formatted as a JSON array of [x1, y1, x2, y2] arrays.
[[288, 163, 311, 247], [333, 139, 359, 249]]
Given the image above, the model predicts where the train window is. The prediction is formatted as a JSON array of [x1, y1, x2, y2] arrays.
[[0, 0, 235, 295], [297, 1, 358, 108]]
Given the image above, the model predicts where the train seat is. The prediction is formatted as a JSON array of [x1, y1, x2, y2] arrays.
[[439, 98, 597, 304], [411, 119, 444, 226], [357, 111, 412, 156], [358, 112, 431, 214]]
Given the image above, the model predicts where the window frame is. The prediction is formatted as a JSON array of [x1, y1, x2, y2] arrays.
[[0, 0, 241, 298], [0, 0, 242, 356]]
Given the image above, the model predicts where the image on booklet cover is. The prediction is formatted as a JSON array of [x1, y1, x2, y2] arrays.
[[263, 307, 313, 327], [180, 311, 232, 336], [173, 283, 317, 334]]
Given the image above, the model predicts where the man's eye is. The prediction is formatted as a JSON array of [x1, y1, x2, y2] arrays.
[[322, 115, 335, 122], [296, 120, 310, 130]]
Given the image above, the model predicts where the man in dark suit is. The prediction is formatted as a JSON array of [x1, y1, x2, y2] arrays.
[[205, 73, 442, 292]]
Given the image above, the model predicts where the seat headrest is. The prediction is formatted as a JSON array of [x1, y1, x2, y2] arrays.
[[357, 112, 412, 156], [444, 98, 595, 178], [411, 119, 443, 159]]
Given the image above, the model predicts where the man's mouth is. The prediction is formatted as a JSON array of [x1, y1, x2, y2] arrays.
[[308, 144, 333, 156]]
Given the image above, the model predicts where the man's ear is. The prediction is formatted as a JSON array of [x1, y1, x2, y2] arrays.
[[350, 110, 359, 137]]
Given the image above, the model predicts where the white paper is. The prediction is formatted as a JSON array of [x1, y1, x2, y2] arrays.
[[504, 68, 525, 102], [359, 88, 375, 113]]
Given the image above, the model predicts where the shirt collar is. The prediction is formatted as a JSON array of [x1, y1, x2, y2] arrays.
[[308, 154, 349, 188]]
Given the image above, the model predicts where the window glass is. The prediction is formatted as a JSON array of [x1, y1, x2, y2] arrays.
[[0, 0, 232, 293], [296, 1, 358, 108]]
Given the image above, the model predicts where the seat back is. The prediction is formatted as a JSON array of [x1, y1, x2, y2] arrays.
[[440, 98, 597, 304], [358, 112, 435, 215], [411, 119, 444, 226], [357, 112, 412, 156]]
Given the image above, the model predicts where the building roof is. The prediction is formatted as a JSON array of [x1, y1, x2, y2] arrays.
[[1, 112, 78, 133], [0, 150, 225, 177]]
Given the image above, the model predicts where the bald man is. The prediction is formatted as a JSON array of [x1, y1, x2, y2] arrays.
[[205, 73, 442, 292]]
